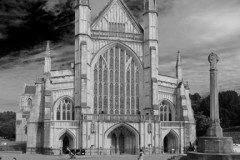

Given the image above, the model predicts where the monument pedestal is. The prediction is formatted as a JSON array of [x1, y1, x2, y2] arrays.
[[187, 137, 240, 159], [198, 137, 233, 153], [187, 152, 240, 160]]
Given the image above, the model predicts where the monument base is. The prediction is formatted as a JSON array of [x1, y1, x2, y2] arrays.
[[187, 152, 240, 160], [198, 137, 233, 153]]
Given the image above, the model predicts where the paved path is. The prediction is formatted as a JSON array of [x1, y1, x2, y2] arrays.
[[0, 153, 183, 160]]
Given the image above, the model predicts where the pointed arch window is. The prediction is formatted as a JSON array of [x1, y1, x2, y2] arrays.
[[28, 98, 32, 107], [93, 46, 141, 114], [57, 106, 61, 120], [55, 98, 74, 120], [159, 101, 173, 121], [25, 125, 27, 135]]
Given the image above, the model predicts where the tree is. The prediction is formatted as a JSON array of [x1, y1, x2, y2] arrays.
[[0, 111, 16, 138], [198, 91, 240, 128], [194, 112, 211, 137], [0, 120, 15, 138], [189, 93, 201, 113]]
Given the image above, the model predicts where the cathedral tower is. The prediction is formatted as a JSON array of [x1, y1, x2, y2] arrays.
[[143, 0, 159, 114]]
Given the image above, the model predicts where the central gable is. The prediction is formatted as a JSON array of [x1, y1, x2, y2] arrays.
[[91, 0, 143, 34]]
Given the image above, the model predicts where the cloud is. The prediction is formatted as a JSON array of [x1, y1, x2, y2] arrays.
[[123, 0, 144, 21], [1, 0, 240, 112], [157, 0, 175, 15]]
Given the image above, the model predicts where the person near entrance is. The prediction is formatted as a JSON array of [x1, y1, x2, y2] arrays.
[[138, 149, 144, 160], [171, 146, 175, 154], [65, 146, 70, 159]]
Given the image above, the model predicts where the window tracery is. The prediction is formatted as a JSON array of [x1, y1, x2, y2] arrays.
[[93, 46, 140, 114], [55, 99, 74, 120], [159, 101, 173, 121]]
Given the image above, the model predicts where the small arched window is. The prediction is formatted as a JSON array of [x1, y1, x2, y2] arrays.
[[25, 125, 27, 135], [28, 98, 32, 107], [57, 106, 61, 120], [55, 98, 74, 121]]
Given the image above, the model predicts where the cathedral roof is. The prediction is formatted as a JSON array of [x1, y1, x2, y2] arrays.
[[91, 0, 143, 33], [24, 85, 36, 94]]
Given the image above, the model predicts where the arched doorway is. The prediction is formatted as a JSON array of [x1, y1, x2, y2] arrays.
[[59, 133, 74, 154], [163, 130, 179, 154], [63, 136, 69, 154], [107, 126, 137, 155]]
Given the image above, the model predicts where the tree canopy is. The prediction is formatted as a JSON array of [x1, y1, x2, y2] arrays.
[[0, 111, 16, 138], [190, 90, 240, 137]]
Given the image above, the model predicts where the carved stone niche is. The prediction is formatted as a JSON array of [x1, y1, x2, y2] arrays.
[[148, 123, 152, 133], [91, 122, 95, 134]]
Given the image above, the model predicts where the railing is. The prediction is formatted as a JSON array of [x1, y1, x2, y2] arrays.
[[161, 121, 182, 127], [80, 114, 183, 126], [27, 147, 62, 155], [91, 30, 143, 41], [50, 121, 80, 127], [49, 115, 182, 127]]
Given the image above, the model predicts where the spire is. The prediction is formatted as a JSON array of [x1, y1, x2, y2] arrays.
[[176, 51, 182, 67], [176, 51, 182, 82], [44, 40, 51, 73], [45, 40, 51, 57]]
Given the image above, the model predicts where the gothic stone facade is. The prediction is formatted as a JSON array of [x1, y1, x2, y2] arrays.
[[16, 0, 196, 155]]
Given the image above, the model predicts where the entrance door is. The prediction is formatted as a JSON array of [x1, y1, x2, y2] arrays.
[[164, 136, 168, 153], [111, 134, 117, 154], [63, 136, 70, 154], [119, 133, 124, 154], [163, 131, 179, 153], [108, 126, 137, 155]]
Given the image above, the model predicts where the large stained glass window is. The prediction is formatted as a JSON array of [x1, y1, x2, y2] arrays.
[[93, 46, 140, 114]]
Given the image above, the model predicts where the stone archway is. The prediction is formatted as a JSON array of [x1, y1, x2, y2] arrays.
[[59, 133, 73, 154], [105, 124, 139, 155], [163, 130, 179, 153], [58, 129, 76, 154]]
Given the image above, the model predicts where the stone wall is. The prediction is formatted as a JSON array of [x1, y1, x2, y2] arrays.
[[223, 132, 240, 144]]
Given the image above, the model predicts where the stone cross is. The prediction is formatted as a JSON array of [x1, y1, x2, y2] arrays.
[[207, 53, 222, 137]]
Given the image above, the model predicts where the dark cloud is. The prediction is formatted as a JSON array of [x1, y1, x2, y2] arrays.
[[0, 0, 175, 60], [0, 0, 74, 58], [123, 0, 175, 22], [123, 0, 144, 21]]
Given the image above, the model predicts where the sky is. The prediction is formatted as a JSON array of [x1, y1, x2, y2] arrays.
[[0, 0, 240, 112]]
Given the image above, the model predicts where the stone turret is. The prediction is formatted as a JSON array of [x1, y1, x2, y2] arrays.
[[74, 0, 91, 115], [143, 0, 159, 114]]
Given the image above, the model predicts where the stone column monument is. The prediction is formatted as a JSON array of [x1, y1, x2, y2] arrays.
[[206, 53, 222, 137], [187, 53, 240, 160]]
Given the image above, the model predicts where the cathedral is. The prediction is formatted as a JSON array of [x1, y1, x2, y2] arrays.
[[16, 0, 196, 155]]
